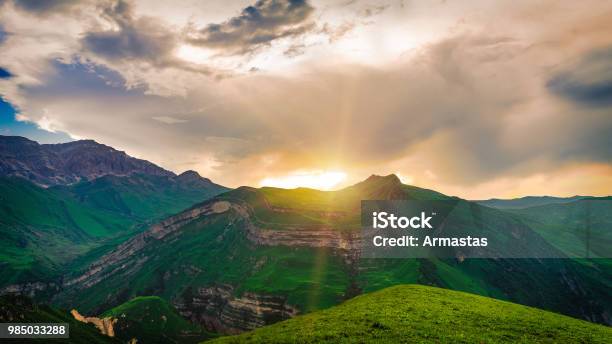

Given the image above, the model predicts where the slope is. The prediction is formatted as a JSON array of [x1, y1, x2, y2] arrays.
[[101, 296, 216, 343], [208, 285, 612, 344], [503, 197, 612, 258], [0, 173, 229, 289], [0, 294, 118, 344], [55, 174, 612, 333]]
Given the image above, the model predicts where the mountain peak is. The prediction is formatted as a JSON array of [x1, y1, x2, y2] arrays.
[[176, 170, 210, 183], [363, 174, 402, 185]]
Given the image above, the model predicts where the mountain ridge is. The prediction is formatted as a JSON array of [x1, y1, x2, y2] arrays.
[[475, 195, 589, 209], [0, 135, 177, 186]]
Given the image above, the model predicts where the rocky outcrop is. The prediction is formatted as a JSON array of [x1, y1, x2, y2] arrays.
[[175, 284, 298, 334], [71, 309, 116, 337], [0, 282, 60, 299], [247, 226, 361, 250]]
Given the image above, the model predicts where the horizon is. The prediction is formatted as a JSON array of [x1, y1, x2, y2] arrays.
[[1, 132, 607, 201], [1, 0, 611, 199]]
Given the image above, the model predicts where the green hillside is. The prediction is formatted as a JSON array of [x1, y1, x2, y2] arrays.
[[0, 294, 118, 343], [101, 296, 215, 343], [56, 174, 612, 329], [208, 285, 612, 344], [504, 197, 612, 258], [0, 174, 228, 288]]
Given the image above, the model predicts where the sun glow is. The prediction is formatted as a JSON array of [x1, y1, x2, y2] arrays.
[[259, 170, 347, 190], [176, 45, 215, 64]]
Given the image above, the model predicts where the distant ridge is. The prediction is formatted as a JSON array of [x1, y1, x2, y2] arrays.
[[475, 195, 588, 209], [1, 135, 173, 186]]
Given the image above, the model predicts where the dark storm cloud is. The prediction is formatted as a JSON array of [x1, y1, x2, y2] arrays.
[[82, 0, 177, 64], [12, 0, 81, 15], [548, 47, 612, 107], [188, 0, 315, 54]]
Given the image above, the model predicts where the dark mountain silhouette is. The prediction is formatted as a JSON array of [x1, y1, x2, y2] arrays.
[[0, 135, 173, 186]]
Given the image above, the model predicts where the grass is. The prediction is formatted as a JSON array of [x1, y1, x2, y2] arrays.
[[57, 177, 612, 327], [0, 175, 227, 287], [207, 284, 612, 343], [101, 296, 215, 343]]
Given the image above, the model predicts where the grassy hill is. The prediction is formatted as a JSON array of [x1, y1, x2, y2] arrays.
[[0, 174, 228, 288], [208, 285, 612, 344], [0, 294, 118, 343], [101, 296, 215, 343]]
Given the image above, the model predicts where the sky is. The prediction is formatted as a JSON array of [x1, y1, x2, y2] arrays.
[[0, 0, 611, 199]]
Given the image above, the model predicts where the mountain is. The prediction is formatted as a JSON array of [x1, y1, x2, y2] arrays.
[[0, 135, 229, 292], [53, 174, 612, 333], [0, 294, 118, 343], [502, 197, 612, 259], [0, 172, 229, 292], [476, 195, 587, 209], [0, 135, 173, 186], [101, 296, 216, 343], [208, 285, 612, 344]]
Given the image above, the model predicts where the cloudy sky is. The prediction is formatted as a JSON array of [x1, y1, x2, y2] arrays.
[[0, 0, 611, 198]]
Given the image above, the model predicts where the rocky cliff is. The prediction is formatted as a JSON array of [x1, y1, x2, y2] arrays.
[[175, 284, 298, 334], [71, 309, 117, 337]]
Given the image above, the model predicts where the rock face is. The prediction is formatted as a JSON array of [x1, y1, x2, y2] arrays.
[[175, 284, 298, 334], [0, 282, 60, 299], [247, 226, 361, 250], [71, 309, 116, 337], [0, 135, 173, 186]]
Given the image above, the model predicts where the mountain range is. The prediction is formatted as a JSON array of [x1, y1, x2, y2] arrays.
[[0, 135, 610, 343], [0, 135, 173, 186], [475, 196, 588, 209], [0, 135, 229, 295]]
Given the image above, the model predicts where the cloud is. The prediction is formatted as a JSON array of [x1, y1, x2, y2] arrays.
[[82, 0, 178, 65], [283, 43, 306, 57], [547, 47, 612, 107], [358, 4, 389, 18], [152, 116, 188, 124], [319, 21, 355, 43], [12, 0, 81, 15], [187, 0, 316, 55], [0, 24, 6, 44], [1, 0, 611, 198]]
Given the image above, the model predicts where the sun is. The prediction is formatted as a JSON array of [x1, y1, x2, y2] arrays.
[[176, 45, 215, 64], [259, 170, 347, 190]]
